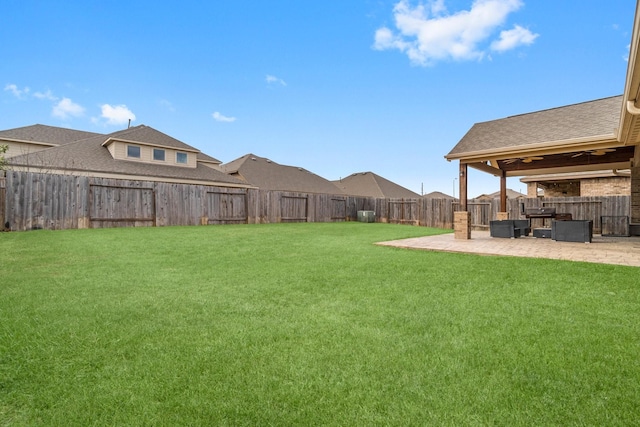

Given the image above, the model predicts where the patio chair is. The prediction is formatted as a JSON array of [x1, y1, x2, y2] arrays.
[[490, 220, 525, 238]]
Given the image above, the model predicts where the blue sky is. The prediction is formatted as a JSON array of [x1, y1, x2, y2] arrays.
[[1, 0, 636, 197]]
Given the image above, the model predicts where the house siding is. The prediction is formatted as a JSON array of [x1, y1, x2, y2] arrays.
[[111, 141, 197, 168], [2, 141, 51, 159]]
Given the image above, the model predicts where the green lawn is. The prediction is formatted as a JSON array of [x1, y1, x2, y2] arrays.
[[1, 223, 639, 426]]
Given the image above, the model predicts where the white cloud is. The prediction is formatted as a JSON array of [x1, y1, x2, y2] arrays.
[[4, 84, 30, 98], [266, 74, 287, 86], [212, 111, 236, 122], [99, 104, 136, 126], [33, 89, 57, 101], [490, 24, 538, 52], [52, 97, 85, 119], [374, 0, 537, 66]]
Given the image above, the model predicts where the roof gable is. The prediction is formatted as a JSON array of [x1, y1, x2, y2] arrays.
[[333, 172, 420, 198], [101, 125, 203, 153], [424, 191, 455, 199]]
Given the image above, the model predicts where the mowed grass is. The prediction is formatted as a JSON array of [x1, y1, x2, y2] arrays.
[[1, 222, 639, 426]]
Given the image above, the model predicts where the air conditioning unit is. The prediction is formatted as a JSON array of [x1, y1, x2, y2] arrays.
[[357, 210, 375, 223]]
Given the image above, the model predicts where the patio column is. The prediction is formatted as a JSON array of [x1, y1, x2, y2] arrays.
[[454, 163, 471, 239], [498, 170, 508, 219]]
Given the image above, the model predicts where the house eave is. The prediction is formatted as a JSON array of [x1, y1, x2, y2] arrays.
[[504, 161, 631, 177], [7, 165, 254, 188], [445, 134, 618, 163], [0, 137, 57, 147]]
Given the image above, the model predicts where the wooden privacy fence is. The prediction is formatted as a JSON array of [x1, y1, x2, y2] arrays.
[[1, 171, 634, 233], [0, 174, 5, 229]]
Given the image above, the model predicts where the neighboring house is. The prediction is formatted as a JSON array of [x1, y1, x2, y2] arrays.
[[0, 124, 102, 158], [5, 124, 249, 188], [520, 170, 631, 197], [332, 171, 420, 198], [221, 153, 344, 194], [473, 189, 526, 201], [423, 191, 456, 199]]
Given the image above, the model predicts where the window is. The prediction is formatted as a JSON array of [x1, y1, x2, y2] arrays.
[[153, 148, 165, 161], [176, 152, 188, 164], [127, 145, 140, 158]]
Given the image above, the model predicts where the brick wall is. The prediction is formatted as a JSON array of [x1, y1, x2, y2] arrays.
[[532, 176, 630, 197], [632, 167, 640, 223], [542, 181, 580, 197], [581, 176, 631, 196]]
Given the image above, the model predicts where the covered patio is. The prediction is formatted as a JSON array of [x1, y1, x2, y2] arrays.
[[444, 2, 640, 240]]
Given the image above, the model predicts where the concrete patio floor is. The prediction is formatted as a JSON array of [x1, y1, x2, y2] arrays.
[[377, 231, 640, 267]]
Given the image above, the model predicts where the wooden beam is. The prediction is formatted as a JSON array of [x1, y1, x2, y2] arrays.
[[500, 171, 507, 212], [498, 146, 635, 172], [468, 161, 503, 176]]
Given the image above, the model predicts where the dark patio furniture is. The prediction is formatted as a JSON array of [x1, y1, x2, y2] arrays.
[[555, 213, 573, 221], [552, 220, 593, 243], [533, 228, 552, 238], [513, 220, 531, 236], [524, 207, 556, 219], [490, 220, 527, 238], [525, 207, 557, 228]]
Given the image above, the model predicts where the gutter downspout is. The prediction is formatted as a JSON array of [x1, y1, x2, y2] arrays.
[[627, 100, 640, 115]]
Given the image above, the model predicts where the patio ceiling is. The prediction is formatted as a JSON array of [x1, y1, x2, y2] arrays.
[[467, 145, 636, 177]]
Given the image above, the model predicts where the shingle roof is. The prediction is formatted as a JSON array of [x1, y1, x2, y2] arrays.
[[0, 124, 102, 145], [446, 96, 622, 159], [221, 154, 344, 194], [8, 125, 246, 186], [473, 189, 526, 200], [423, 191, 455, 199], [332, 172, 420, 198], [196, 152, 222, 165], [102, 125, 201, 153]]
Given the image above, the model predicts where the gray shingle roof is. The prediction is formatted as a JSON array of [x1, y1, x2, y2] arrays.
[[0, 124, 102, 145], [473, 189, 526, 200], [103, 125, 202, 153], [423, 191, 455, 199], [447, 95, 622, 159], [8, 125, 246, 186], [221, 154, 344, 194], [332, 172, 420, 198]]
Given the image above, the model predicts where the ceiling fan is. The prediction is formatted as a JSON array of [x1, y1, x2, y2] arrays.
[[503, 156, 544, 164], [570, 148, 615, 158]]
